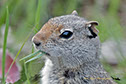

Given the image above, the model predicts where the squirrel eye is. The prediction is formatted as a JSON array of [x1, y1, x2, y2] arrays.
[[59, 31, 73, 39]]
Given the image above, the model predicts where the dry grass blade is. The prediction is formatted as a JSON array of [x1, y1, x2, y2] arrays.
[[20, 50, 41, 61], [25, 53, 43, 64]]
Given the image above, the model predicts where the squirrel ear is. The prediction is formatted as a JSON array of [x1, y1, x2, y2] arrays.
[[85, 21, 99, 38], [71, 10, 78, 16]]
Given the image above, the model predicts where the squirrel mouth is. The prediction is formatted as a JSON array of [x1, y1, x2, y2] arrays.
[[35, 46, 50, 55], [40, 50, 50, 56]]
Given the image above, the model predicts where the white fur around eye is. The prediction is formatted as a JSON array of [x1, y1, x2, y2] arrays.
[[60, 28, 73, 34]]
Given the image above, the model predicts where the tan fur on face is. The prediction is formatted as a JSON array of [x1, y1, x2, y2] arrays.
[[33, 21, 63, 43]]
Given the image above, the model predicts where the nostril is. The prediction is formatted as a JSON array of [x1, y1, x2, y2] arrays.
[[34, 42, 41, 46]]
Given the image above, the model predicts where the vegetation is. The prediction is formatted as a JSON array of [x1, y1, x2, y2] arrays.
[[0, 0, 126, 84]]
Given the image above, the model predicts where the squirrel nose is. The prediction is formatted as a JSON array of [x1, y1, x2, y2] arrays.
[[34, 42, 41, 46], [32, 37, 41, 47]]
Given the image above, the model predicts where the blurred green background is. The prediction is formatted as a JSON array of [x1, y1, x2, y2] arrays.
[[0, 0, 126, 84]]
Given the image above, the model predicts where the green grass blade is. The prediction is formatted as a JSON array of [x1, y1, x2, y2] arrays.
[[24, 61, 31, 84], [35, 0, 41, 32], [32, 44, 35, 53], [108, 0, 120, 17], [2, 6, 9, 84], [5, 26, 36, 81], [25, 53, 43, 64], [20, 50, 41, 61]]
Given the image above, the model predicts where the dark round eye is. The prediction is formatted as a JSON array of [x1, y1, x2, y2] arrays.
[[59, 31, 73, 39]]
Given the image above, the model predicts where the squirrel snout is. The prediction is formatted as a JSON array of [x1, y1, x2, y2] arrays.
[[32, 36, 41, 47]]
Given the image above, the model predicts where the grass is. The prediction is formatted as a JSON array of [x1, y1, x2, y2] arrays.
[[24, 60, 31, 84], [20, 50, 41, 61], [2, 6, 9, 84], [1, 5, 37, 83], [3, 0, 45, 83], [5, 26, 36, 81], [35, 0, 41, 32], [20, 50, 45, 64]]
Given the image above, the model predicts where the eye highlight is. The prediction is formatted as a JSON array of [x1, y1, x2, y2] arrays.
[[59, 31, 73, 39]]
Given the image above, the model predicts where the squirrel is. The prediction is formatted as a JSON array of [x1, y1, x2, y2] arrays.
[[32, 10, 116, 84]]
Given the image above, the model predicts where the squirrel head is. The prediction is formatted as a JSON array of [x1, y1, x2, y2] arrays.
[[32, 10, 100, 68]]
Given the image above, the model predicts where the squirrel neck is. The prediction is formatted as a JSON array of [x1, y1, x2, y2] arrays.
[[41, 58, 113, 84], [47, 53, 102, 70], [45, 56, 107, 76]]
